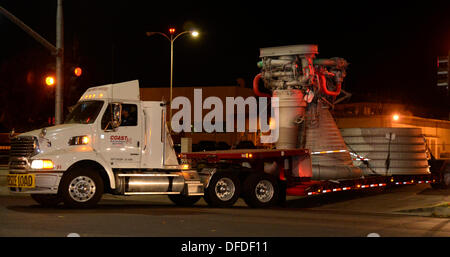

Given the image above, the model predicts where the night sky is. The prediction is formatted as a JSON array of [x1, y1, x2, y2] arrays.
[[0, 0, 449, 131]]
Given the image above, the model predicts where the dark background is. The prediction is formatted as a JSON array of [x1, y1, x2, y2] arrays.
[[0, 0, 449, 132]]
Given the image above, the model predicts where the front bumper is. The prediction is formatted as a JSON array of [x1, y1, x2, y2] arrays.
[[9, 171, 63, 194]]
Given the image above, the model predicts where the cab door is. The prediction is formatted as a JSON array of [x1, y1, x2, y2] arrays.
[[99, 102, 142, 168]]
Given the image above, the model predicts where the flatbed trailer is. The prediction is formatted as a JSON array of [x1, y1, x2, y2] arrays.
[[181, 148, 439, 204]]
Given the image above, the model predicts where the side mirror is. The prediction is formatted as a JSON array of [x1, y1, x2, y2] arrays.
[[9, 128, 15, 138], [111, 103, 122, 129]]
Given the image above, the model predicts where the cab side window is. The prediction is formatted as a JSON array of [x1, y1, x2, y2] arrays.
[[101, 103, 138, 129], [120, 104, 137, 126]]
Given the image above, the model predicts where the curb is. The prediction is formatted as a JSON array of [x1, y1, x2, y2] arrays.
[[395, 203, 450, 218]]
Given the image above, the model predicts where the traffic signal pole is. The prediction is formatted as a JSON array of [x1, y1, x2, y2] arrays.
[[0, 1, 64, 124], [56, 0, 64, 125]]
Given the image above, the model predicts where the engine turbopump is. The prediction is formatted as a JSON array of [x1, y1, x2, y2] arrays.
[[253, 44, 348, 149]]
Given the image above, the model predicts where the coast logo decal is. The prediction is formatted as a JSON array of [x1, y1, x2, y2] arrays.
[[110, 135, 132, 145]]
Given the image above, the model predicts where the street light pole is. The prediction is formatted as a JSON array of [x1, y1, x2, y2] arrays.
[[146, 29, 199, 123], [170, 35, 174, 121]]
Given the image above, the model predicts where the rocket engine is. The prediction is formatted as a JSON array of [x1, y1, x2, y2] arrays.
[[254, 45, 348, 149], [254, 44, 361, 180]]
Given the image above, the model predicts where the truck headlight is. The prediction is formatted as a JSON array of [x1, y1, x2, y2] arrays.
[[68, 135, 90, 145], [31, 160, 54, 169]]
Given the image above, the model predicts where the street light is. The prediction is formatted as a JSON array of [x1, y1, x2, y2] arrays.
[[146, 28, 199, 122], [45, 76, 55, 86]]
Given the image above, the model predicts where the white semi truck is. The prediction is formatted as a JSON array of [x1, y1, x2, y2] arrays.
[[7, 80, 207, 208], [7, 44, 448, 209]]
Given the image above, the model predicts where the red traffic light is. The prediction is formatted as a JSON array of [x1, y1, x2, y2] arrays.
[[74, 67, 82, 77], [169, 28, 175, 34]]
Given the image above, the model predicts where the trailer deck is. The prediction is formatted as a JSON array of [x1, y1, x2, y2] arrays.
[[181, 148, 437, 197]]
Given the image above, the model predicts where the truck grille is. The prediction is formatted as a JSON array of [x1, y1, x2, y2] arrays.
[[10, 136, 38, 157], [9, 136, 39, 170]]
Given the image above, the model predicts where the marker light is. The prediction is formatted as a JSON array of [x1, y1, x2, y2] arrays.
[[269, 117, 276, 130], [31, 160, 54, 169], [181, 164, 190, 170], [169, 28, 175, 34], [69, 135, 90, 145], [82, 136, 89, 144]]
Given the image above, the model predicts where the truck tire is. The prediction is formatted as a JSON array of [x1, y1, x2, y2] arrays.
[[59, 167, 104, 208], [203, 171, 240, 208], [432, 172, 450, 189], [442, 172, 450, 189], [31, 194, 62, 207], [243, 173, 279, 208], [168, 194, 201, 207]]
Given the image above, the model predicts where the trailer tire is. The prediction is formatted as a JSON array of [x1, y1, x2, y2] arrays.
[[243, 173, 279, 208], [31, 194, 62, 207], [443, 172, 450, 189], [203, 171, 240, 208], [432, 172, 450, 189], [60, 167, 104, 208], [168, 195, 201, 206]]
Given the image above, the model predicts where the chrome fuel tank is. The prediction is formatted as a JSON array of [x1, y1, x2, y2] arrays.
[[115, 172, 186, 194]]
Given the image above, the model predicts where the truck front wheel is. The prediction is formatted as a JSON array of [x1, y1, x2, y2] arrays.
[[204, 172, 240, 208], [31, 194, 62, 207], [243, 173, 279, 208], [60, 167, 104, 208]]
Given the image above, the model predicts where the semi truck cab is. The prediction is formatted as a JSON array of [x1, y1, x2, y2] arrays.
[[7, 80, 204, 208]]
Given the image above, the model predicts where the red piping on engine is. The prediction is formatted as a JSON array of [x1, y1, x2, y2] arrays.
[[253, 73, 272, 97], [320, 73, 341, 96]]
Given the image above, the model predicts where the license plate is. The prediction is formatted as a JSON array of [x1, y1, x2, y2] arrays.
[[7, 174, 36, 188]]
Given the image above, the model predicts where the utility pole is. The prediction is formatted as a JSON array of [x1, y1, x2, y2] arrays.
[[0, 1, 64, 124], [56, 0, 64, 124]]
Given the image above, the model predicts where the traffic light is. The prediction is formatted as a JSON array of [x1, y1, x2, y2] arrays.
[[73, 67, 82, 77], [437, 54, 449, 87]]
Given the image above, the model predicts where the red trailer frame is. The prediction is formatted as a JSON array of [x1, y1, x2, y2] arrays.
[[181, 149, 438, 197]]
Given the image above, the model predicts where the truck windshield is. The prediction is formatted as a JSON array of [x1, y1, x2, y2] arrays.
[[64, 100, 104, 124]]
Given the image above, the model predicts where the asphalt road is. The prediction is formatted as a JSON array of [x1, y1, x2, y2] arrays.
[[0, 184, 449, 237]]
